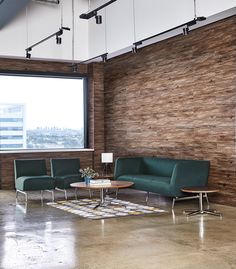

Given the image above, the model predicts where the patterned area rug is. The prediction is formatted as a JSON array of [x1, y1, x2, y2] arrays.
[[47, 198, 167, 220]]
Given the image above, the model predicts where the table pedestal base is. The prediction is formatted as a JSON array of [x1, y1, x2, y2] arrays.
[[183, 192, 222, 217], [184, 208, 222, 217], [93, 188, 114, 209]]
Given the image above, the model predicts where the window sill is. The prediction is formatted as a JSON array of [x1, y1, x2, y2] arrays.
[[0, 148, 94, 154]]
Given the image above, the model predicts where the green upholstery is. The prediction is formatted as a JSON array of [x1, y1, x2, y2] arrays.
[[50, 158, 82, 189], [15, 175, 55, 191], [14, 159, 55, 191], [114, 157, 210, 198], [143, 157, 177, 177], [114, 157, 143, 179]]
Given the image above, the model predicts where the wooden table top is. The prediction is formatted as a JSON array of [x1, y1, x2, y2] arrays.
[[70, 180, 134, 190], [181, 186, 219, 194]]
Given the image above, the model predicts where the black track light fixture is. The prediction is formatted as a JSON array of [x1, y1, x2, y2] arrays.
[[95, 15, 102, 24], [56, 28, 63, 44], [71, 63, 78, 72], [26, 51, 31, 59], [56, 35, 62, 44], [182, 26, 189, 35], [80, 0, 117, 22], [132, 45, 138, 54], [101, 53, 108, 63], [25, 26, 70, 58], [26, 48, 32, 59]]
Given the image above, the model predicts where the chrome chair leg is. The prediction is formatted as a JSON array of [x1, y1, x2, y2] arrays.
[[16, 190, 28, 204], [64, 189, 68, 200], [52, 190, 55, 202], [41, 190, 44, 205], [16, 190, 18, 202], [146, 192, 150, 204], [45, 190, 55, 202], [115, 189, 119, 199], [75, 188, 78, 200]]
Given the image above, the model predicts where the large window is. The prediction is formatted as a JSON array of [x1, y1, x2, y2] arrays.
[[0, 73, 87, 150]]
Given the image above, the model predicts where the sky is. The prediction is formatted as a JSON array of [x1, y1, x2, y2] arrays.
[[0, 75, 84, 130]]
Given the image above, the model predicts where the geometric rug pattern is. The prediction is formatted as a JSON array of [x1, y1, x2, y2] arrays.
[[47, 198, 167, 220]]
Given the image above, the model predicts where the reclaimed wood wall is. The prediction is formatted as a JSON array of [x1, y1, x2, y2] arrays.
[[0, 58, 105, 189], [104, 16, 236, 206]]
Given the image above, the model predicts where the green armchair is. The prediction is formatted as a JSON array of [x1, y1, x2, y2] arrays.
[[50, 158, 83, 200], [14, 159, 55, 203]]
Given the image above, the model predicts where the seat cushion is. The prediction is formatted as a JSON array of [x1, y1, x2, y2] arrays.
[[16, 175, 55, 191], [117, 174, 171, 194], [55, 174, 82, 189]]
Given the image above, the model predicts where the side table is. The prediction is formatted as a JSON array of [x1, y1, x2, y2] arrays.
[[181, 186, 222, 217]]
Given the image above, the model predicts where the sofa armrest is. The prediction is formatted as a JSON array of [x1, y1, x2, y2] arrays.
[[114, 157, 143, 179], [170, 160, 210, 194]]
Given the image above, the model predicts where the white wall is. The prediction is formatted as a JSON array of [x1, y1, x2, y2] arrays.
[[106, 0, 135, 54], [88, 0, 236, 60], [134, 0, 194, 42], [0, 0, 89, 61], [88, 8, 106, 59], [196, 0, 236, 17]]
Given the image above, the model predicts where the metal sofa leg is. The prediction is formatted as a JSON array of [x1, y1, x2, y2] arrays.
[[172, 198, 176, 209], [146, 192, 150, 204], [172, 195, 200, 209]]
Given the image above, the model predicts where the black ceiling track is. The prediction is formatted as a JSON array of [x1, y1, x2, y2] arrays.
[[79, 0, 117, 20]]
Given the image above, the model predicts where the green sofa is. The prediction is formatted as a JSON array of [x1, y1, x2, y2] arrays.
[[114, 157, 210, 208]]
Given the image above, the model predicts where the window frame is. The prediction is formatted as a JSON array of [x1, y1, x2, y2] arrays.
[[0, 70, 88, 151]]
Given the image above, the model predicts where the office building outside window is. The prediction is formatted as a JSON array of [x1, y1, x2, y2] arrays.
[[0, 104, 26, 149]]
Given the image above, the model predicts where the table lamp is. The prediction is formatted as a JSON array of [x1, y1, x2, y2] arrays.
[[101, 153, 113, 176]]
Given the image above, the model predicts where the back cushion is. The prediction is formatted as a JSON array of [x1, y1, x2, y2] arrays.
[[14, 159, 47, 178], [143, 157, 178, 177], [115, 157, 143, 177], [51, 158, 80, 176]]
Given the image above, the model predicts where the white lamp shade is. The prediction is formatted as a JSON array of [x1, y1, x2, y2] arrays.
[[101, 153, 113, 163]]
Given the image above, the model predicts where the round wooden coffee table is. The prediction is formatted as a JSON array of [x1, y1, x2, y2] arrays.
[[181, 186, 222, 217], [70, 181, 134, 208]]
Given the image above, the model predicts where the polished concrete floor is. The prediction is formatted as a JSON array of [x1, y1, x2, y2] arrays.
[[0, 189, 235, 269]]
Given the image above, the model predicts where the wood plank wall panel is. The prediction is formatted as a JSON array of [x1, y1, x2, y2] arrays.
[[0, 58, 88, 74], [104, 17, 236, 206], [0, 58, 101, 189], [88, 63, 105, 172]]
